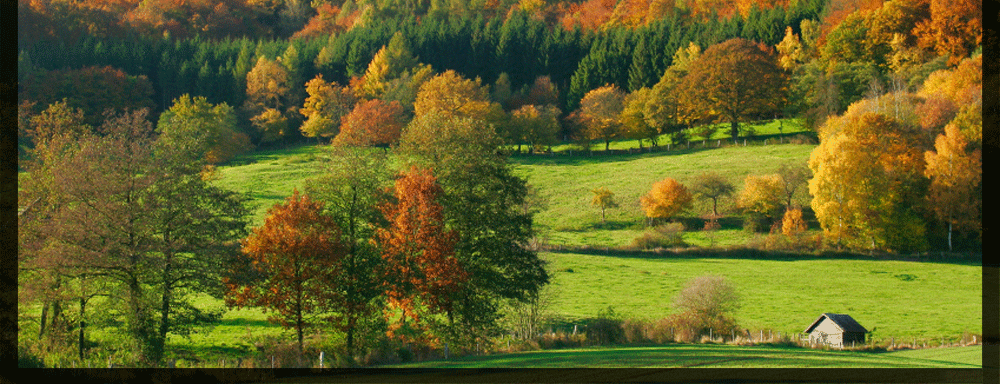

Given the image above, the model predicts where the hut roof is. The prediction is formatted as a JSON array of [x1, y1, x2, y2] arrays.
[[804, 313, 868, 334]]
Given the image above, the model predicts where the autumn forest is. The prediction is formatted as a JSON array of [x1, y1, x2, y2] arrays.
[[17, 0, 983, 369]]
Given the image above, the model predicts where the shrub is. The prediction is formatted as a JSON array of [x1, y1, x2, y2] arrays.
[[631, 222, 687, 250], [584, 306, 626, 346], [669, 275, 741, 342]]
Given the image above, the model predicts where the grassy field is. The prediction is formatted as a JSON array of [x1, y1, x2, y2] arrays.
[[387, 344, 982, 368], [511, 143, 818, 248], [539, 251, 981, 340]]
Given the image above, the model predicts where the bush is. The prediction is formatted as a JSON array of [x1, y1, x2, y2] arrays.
[[584, 306, 626, 346], [631, 222, 687, 249]]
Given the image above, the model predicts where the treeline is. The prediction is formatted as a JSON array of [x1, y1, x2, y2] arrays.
[[18, 0, 824, 129]]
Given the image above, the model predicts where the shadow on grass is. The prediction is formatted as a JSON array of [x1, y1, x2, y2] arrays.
[[544, 246, 981, 266], [587, 220, 644, 231]]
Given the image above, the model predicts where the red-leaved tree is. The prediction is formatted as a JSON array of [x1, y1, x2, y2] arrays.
[[225, 190, 345, 356], [377, 167, 466, 346]]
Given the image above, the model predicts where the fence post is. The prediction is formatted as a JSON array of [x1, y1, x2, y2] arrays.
[[320, 351, 324, 368], [709, 328, 712, 341], [271, 355, 275, 369]]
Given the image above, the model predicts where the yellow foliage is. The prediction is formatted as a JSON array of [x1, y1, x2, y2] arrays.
[[736, 174, 784, 220], [809, 112, 928, 252], [640, 178, 693, 222], [781, 208, 806, 238], [924, 123, 981, 243]]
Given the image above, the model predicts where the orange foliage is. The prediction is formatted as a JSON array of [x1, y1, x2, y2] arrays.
[[913, 0, 981, 65], [781, 208, 807, 237], [377, 167, 465, 343], [292, 3, 341, 39], [917, 55, 981, 107], [333, 99, 406, 148], [640, 178, 693, 222], [817, 0, 884, 48], [226, 190, 346, 352], [559, 0, 615, 31]]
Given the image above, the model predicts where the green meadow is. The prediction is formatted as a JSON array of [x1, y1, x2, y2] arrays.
[[539, 251, 980, 340], [391, 344, 982, 368]]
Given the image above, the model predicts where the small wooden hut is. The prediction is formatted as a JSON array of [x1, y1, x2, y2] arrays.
[[804, 313, 868, 347]]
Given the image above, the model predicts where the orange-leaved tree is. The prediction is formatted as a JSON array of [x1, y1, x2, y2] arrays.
[[333, 99, 406, 148], [377, 167, 465, 346], [678, 38, 787, 142], [640, 178, 693, 226], [225, 190, 345, 356], [574, 84, 626, 151]]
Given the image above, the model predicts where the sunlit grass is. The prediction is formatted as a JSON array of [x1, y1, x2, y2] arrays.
[[540, 251, 981, 341]]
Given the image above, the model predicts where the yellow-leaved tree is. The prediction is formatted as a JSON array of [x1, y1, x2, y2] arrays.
[[924, 123, 981, 251], [808, 111, 929, 252], [735, 174, 785, 232], [300, 75, 356, 140], [640, 178, 692, 226]]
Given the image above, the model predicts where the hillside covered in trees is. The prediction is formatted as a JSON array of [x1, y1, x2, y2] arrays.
[[18, 0, 982, 369]]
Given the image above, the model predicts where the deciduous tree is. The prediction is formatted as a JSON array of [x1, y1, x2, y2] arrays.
[[398, 113, 548, 345], [913, 0, 982, 65], [413, 70, 504, 126], [691, 172, 735, 217], [300, 75, 357, 140], [361, 32, 421, 100], [678, 38, 787, 142], [377, 167, 465, 345], [333, 99, 406, 148], [157, 94, 251, 165], [591, 187, 619, 224], [246, 56, 292, 143], [226, 190, 345, 356], [574, 84, 626, 151], [924, 123, 981, 251], [510, 104, 560, 152], [21, 108, 250, 366], [302, 146, 392, 359], [640, 178, 693, 225], [673, 275, 740, 337], [736, 174, 785, 231], [808, 111, 929, 252]]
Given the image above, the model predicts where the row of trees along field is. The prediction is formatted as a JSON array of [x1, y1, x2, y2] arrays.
[[19, 97, 547, 365]]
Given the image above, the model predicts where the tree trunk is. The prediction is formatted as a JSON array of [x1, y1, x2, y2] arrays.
[[947, 221, 953, 252], [79, 297, 86, 360], [39, 302, 48, 339], [729, 120, 739, 142]]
